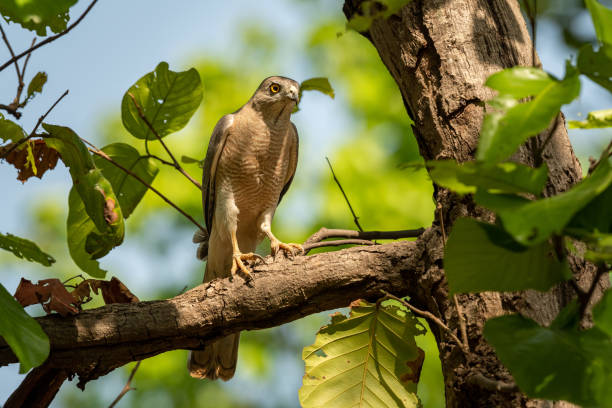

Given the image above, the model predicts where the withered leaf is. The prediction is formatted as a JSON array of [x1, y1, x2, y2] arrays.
[[3, 139, 59, 182], [89, 276, 139, 304], [13, 278, 78, 317]]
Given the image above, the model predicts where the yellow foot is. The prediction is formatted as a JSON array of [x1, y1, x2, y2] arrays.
[[271, 241, 304, 258], [230, 252, 264, 281]]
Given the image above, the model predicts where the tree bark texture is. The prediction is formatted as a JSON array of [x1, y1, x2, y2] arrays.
[[342, 0, 607, 407]]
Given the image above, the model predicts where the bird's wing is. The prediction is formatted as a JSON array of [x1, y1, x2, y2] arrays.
[[278, 121, 299, 205], [202, 114, 235, 231]]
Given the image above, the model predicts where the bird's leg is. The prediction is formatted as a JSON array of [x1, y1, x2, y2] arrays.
[[259, 211, 303, 258], [229, 230, 264, 281]]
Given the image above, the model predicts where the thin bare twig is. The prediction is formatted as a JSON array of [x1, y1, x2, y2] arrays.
[[108, 361, 141, 408], [381, 290, 469, 355], [87, 146, 206, 232], [303, 239, 375, 252], [579, 263, 609, 319], [326, 157, 363, 231], [20, 38, 37, 82], [127, 92, 202, 190], [0, 23, 23, 118], [1, 90, 69, 159], [437, 203, 469, 351], [0, 23, 21, 88], [534, 113, 562, 167], [0, 0, 99, 73], [588, 139, 612, 175]]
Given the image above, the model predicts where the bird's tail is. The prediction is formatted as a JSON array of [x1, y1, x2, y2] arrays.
[[188, 229, 240, 380], [188, 333, 240, 381]]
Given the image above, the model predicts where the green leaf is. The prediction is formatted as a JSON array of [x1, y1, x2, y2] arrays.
[[485, 67, 555, 99], [585, 0, 612, 45], [594, 290, 612, 338], [93, 143, 159, 218], [345, 0, 412, 32], [477, 67, 580, 163], [0, 0, 78, 36], [181, 154, 204, 167], [0, 232, 55, 266], [577, 44, 612, 94], [484, 313, 612, 407], [121, 62, 203, 140], [300, 77, 335, 100], [43, 123, 124, 234], [0, 284, 49, 373], [569, 109, 612, 129], [444, 218, 570, 294], [0, 114, 26, 143], [427, 160, 548, 195], [25, 72, 47, 103], [476, 157, 612, 245], [569, 184, 612, 234], [66, 188, 111, 278], [299, 299, 425, 408]]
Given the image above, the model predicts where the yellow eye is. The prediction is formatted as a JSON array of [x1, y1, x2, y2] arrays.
[[270, 83, 280, 93]]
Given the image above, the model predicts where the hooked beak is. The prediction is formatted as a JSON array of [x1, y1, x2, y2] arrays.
[[287, 85, 300, 103]]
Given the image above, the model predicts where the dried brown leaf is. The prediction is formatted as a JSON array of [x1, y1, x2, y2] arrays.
[[13, 278, 78, 316], [3, 139, 59, 182], [90, 277, 139, 304]]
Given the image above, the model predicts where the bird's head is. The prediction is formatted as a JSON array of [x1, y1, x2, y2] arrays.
[[250, 76, 300, 115]]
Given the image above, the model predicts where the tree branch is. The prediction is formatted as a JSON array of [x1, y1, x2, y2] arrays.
[[0, 240, 421, 389], [0, 0, 99, 73]]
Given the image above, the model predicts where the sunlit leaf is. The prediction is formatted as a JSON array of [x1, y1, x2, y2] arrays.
[[427, 160, 548, 195], [0, 232, 55, 266], [485, 67, 555, 99], [484, 312, 612, 407], [444, 218, 570, 294], [181, 154, 205, 167], [25, 72, 47, 103], [299, 299, 424, 408], [577, 44, 612, 94], [0, 0, 78, 36], [121, 62, 203, 140], [476, 157, 612, 245], [569, 109, 612, 129], [585, 0, 612, 45], [478, 66, 580, 163], [0, 284, 49, 373], [93, 143, 159, 218], [0, 113, 26, 143], [300, 77, 335, 100]]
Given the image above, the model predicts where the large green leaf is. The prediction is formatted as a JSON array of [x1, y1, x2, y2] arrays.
[[477, 67, 580, 163], [93, 143, 159, 218], [25, 72, 47, 104], [485, 67, 556, 99], [299, 299, 425, 408], [444, 218, 570, 294], [427, 160, 547, 195], [0, 114, 26, 143], [67, 188, 112, 278], [121, 62, 203, 140], [484, 312, 612, 407], [569, 109, 612, 129], [300, 77, 335, 100], [0, 284, 49, 373], [577, 44, 612, 94], [0, 232, 55, 266], [43, 123, 124, 235], [0, 0, 78, 36], [476, 157, 612, 245], [594, 289, 612, 338], [569, 184, 612, 234], [585, 0, 612, 45]]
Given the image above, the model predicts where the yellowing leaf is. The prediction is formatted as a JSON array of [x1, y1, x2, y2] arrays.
[[299, 299, 425, 408]]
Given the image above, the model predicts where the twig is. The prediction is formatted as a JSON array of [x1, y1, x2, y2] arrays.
[[303, 239, 375, 252], [438, 203, 469, 351], [326, 157, 363, 231], [0, 24, 22, 94], [579, 263, 609, 319], [0, 0, 99, 73], [467, 373, 518, 393], [534, 113, 562, 167], [0, 24, 23, 119], [108, 361, 141, 408], [127, 92, 202, 190], [20, 39, 37, 83], [381, 290, 469, 355], [304, 227, 424, 245], [87, 146, 206, 232], [1, 90, 69, 159], [588, 139, 612, 175]]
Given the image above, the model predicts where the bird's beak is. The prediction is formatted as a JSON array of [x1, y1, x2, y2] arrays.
[[287, 85, 299, 103]]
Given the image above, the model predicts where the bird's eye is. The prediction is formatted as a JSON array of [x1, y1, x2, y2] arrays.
[[270, 84, 280, 93]]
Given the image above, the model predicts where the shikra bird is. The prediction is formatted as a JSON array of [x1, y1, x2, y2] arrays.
[[189, 76, 303, 381]]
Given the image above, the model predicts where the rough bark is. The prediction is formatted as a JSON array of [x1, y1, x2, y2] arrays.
[[0, 241, 421, 388], [342, 0, 607, 407]]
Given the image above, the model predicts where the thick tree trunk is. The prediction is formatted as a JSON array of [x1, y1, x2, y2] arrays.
[[343, 0, 606, 407]]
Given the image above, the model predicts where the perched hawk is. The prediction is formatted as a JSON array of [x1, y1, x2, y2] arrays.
[[189, 76, 303, 380]]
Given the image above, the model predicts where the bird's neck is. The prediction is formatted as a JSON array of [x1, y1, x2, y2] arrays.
[[248, 100, 293, 129]]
